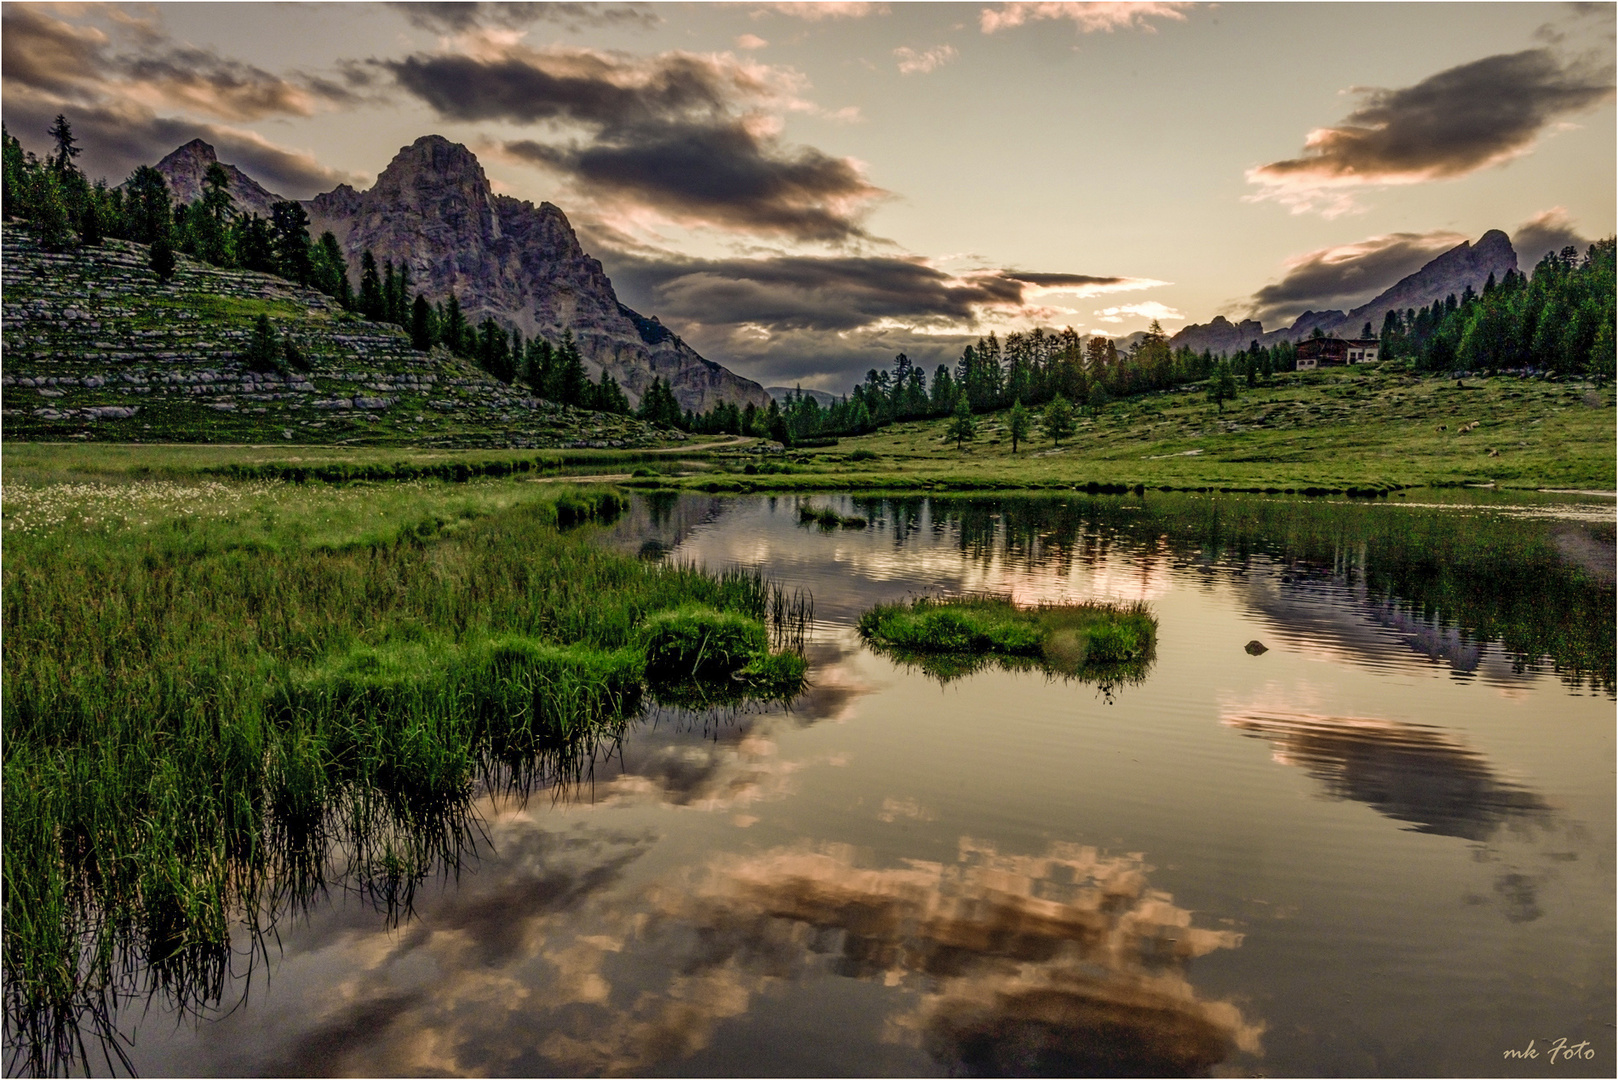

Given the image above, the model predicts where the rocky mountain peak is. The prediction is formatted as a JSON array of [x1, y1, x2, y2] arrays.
[[373, 134, 489, 195], [162, 138, 217, 166], [154, 139, 284, 220]]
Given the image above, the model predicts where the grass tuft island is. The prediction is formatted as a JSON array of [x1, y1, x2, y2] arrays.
[[857, 594, 1157, 685]]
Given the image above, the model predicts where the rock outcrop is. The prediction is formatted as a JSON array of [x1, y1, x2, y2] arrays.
[[1173, 230, 1520, 355], [303, 135, 768, 413], [154, 139, 286, 221]]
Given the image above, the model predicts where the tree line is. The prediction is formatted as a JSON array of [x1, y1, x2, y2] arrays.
[[1377, 242, 1615, 380]]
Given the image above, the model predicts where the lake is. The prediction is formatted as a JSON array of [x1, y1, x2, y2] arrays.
[[39, 490, 1618, 1076]]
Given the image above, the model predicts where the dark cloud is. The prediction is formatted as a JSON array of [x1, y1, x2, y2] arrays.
[[594, 250, 1143, 390], [0, 5, 110, 98], [1004, 271, 1130, 289], [120, 48, 364, 121], [1249, 49, 1615, 212], [506, 124, 878, 242], [386, 48, 741, 126], [388, 45, 882, 242], [389, 2, 660, 34], [1248, 231, 1464, 325], [1514, 207, 1591, 268], [612, 253, 1035, 332], [1, 5, 362, 122], [1, 96, 358, 197]]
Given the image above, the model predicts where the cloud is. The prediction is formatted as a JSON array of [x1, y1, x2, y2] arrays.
[[1094, 301, 1184, 324], [503, 125, 878, 242], [1, 5, 363, 123], [2, 93, 360, 196], [980, 2, 1191, 34], [893, 45, 957, 75], [1246, 231, 1465, 325], [388, 2, 661, 34], [0, 4, 109, 98], [735, 33, 769, 50], [1514, 207, 1591, 266], [753, 3, 888, 20], [597, 250, 1160, 387], [388, 43, 882, 242], [1247, 49, 1616, 216]]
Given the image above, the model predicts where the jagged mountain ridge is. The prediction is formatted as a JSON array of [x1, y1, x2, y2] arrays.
[[1173, 230, 1520, 355], [154, 140, 285, 221], [155, 136, 768, 412]]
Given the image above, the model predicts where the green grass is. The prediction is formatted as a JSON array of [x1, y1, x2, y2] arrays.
[[797, 503, 868, 529], [647, 368, 1613, 494], [858, 594, 1157, 685], [0, 475, 807, 1066]]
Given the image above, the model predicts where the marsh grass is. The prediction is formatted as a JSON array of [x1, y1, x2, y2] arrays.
[[796, 504, 868, 530], [858, 594, 1157, 686], [1, 478, 808, 1073]]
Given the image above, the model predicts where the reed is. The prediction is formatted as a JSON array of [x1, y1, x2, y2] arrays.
[[1, 479, 809, 1069]]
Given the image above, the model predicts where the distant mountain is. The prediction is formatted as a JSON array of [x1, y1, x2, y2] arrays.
[[158, 136, 768, 412], [766, 386, 840, 407], [1173, 229, 1519, 355], [154, 139, 285, 221]]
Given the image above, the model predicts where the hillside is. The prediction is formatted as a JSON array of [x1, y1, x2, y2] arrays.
[[155, 136, 771, 414], [0, 223, 678, 449]]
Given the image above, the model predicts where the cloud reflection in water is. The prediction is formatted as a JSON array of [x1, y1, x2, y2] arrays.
[[639, 838, 1264, 1076]]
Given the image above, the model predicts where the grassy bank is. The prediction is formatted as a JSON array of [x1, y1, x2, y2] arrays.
[[1, 477, 805, 1066], [859, 595, 1157, 686], [648, 368, 1616, 494]]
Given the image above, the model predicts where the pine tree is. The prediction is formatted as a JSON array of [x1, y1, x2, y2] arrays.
[[150, 234, 176, 283], [245, 314, 282, 373], [269, 201, 312, 284], [411, 294, 433, 351], [1007, 398, 1031, 454], [554, 329, 586, 406], [124, 166, 172, 245], [1040, 394, 1075, 446], [948, 395, 976, 450], [33, 168, 73, 252], [443, 293, 466, 355], [359, 251, 384, 320]]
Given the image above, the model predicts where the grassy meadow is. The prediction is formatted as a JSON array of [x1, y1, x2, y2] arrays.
[[0, 472, 806, 1069], [648, 367, 1616, 495]]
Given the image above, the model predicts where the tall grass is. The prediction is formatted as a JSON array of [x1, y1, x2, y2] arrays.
[[1, 481, 808, 1074], [858, 594, 1158, 687]]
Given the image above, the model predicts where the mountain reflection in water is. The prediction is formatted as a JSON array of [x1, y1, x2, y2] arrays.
[[1222, 709, 1552, 841]]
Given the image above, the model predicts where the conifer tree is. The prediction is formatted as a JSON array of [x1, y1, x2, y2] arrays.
[[1041, 394, 1076, 446], [948, 395, 976, 450], [1007, 398, 1031, 454], [150, 234, 176, 283]]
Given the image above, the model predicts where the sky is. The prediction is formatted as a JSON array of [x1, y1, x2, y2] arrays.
[[3, 1, 1614, 392]]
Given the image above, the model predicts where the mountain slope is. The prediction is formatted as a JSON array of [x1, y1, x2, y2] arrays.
[[302, 135, 769, 413], [0, 223, 675, 449], [1173, 230, 1520, 355]]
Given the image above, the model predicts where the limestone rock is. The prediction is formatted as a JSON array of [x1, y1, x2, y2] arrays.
[[304, 135, 768, 413], [154, 140, 285, 221]]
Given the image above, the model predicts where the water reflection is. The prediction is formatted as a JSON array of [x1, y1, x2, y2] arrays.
[[657, 493, 1614, 694], [652, 838, 1263, 1077], [1221, 708, 1553, 841]]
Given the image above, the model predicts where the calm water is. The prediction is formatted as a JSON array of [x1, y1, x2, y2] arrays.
[[106, 492, 1618, 1076]]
